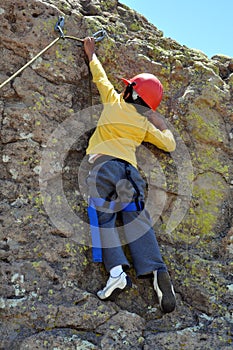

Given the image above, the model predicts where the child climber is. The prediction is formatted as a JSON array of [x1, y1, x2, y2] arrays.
[[84, 37, 176, 313]]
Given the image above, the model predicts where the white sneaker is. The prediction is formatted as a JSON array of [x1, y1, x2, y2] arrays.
[[153, 270, 176, 313], [97, 272, 132, 300]]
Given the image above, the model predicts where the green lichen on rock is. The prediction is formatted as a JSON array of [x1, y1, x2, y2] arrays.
[[193, 145, 229, 179], [172, 171, 227, 248], [129, 22, 142, 32], [188, 109, 224, 143], [173, 251, 229, 314]]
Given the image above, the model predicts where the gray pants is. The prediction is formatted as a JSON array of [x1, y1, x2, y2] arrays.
[[87, 156, 167, 277]]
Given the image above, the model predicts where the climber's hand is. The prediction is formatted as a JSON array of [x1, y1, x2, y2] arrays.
[[84, 37, 96, 62], [147, 111, 167, 131]]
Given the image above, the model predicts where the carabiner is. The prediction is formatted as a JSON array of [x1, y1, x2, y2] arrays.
[[54, 16, 106, 43], [93, 29, 107, 42], [54, 16, 65, 38]]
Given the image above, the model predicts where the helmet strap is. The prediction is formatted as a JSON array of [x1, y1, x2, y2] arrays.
[[123, 82, 136, 101]]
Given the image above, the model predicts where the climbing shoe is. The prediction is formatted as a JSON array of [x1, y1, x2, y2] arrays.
[[153, 270, 176, 313], [97, 272, 132, 300]]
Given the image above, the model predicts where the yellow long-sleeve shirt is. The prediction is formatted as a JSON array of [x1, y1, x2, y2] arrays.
[[86, 56, 176, 168]]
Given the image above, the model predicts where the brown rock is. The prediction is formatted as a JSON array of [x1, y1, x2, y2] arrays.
[[0, 0, 232, 349]]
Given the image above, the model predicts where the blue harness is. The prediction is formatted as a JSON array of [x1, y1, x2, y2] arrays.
[[87, 197, 144, 262]]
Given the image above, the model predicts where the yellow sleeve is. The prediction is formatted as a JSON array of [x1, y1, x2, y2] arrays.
[[89, 56, 118, 104], [144, 123, 176, 152]]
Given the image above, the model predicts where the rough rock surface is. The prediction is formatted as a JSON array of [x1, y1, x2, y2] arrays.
[[0, 0, 232, 349]]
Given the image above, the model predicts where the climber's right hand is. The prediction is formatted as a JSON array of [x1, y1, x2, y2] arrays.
[[84, 37, 95, 62]]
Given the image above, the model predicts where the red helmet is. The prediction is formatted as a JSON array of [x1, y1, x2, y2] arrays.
[[122, 73, 163, 111]]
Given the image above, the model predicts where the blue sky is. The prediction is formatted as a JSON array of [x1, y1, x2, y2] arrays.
[[120, 0, 233, 58]]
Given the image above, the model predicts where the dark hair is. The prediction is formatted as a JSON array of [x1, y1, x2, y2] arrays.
[[123, 82, 150, 114]]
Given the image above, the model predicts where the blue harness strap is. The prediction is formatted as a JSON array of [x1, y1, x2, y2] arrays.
[[87, 197, 144, 262], [87, 203, 102, 262]]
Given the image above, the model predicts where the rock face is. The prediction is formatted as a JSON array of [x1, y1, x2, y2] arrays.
[[0, 0, 232, 349]]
